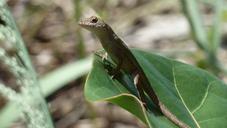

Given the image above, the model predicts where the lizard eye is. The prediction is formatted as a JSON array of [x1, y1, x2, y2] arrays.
[[91, 16, 98, 23]]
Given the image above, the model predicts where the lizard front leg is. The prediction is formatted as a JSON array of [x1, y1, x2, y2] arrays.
[[102, 52, 122, 78], [106, 60, 122, 79]]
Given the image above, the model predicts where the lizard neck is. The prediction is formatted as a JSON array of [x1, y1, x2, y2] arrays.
[[94, 25, 123, 64], [95, 25, 118, 44]]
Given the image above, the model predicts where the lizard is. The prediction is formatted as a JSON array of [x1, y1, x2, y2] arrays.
[[79, 16, 189, 128]]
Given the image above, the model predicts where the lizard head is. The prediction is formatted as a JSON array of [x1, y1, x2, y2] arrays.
[[79, 16, 107, 32]]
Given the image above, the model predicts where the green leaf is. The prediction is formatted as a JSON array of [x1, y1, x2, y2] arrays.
[[85, 49, 227, 128], [85, 53, 177, 127]]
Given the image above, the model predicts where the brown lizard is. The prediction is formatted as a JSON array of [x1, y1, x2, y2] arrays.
[[79, 16, 189, 128]]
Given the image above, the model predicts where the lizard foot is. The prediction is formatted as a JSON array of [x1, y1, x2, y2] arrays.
[[102, 58, 118, 79], [109, 70, 120, 79], [102, 52, 108, 62]]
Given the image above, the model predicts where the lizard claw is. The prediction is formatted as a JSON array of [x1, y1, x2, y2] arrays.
[[102, 52, 108, 62], [110, 75, 115, 79], [102, 52, 111, 67], [101, 52, 119, 79]]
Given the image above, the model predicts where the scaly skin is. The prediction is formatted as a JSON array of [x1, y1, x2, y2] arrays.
[[79, 16, 189, 128]]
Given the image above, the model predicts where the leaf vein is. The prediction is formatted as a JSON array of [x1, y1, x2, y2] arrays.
[[198, 115, 227, 123], [171, 61, 200, 128], [192, 81, 213, 114]]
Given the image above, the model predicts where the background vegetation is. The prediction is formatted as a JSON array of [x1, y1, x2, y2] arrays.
[[0, 0, 227, 128]]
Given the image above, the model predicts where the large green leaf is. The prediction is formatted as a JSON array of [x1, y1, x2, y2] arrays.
[[84, 53, 177, 127], [85, 49, 227, 128]]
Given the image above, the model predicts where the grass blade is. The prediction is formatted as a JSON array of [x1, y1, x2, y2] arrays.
[[40, 57, 92, 96]]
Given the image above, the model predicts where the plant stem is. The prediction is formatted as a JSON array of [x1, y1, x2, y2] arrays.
[[0, 1, 54, 127]]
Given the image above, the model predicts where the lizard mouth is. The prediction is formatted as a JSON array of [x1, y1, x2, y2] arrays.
[[78, 20, 96, 28], [78, 20, 88, 27]]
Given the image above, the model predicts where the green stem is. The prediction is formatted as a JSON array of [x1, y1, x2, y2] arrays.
[[0, 1, 54, 127], [74, 0, 86, 58]]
